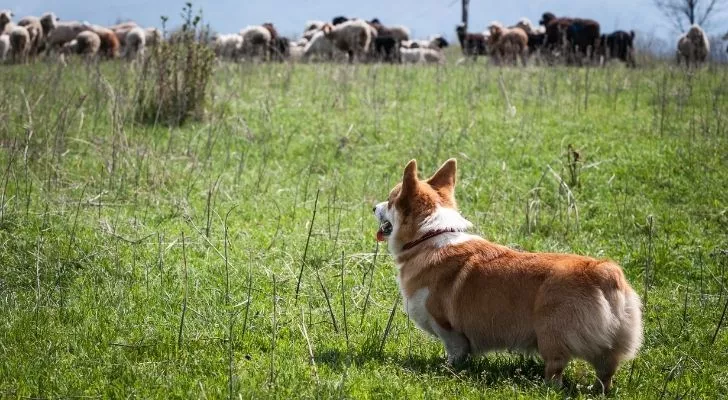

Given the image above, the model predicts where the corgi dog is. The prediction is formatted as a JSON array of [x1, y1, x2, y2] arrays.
[[373, 159, 642, 391]]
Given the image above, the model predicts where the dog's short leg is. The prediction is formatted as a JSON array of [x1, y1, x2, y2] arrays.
[[431, 322, 470, 365]]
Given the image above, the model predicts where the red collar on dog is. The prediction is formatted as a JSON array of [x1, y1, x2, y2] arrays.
[[401, 229, 459, 251]]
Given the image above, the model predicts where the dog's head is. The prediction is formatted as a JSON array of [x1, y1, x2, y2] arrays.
[[373, 159, 472, 255]]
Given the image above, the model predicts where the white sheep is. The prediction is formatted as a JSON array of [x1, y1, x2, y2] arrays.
[[123, 26, 146, 60], [9, 25, 31, 62], [17, 16, 42, 53], [62, 30, 101, 59], [301, 30, 345, 62], [677, 24, 710, 67], [213, 33, 243, 60], [402, 35, 449, 49], [322, 20, 374, 63], [0, 34, 9, 62], [400, 47, 445, 64]]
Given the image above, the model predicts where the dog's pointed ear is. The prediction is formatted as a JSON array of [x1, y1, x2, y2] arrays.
[[401, 159, 419, 195], [427, 158, 457, 192]]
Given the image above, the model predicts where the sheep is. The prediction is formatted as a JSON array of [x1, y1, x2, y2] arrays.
[[0, 34, 9, 62], [62, 30, 101, 59], [455, 24, 488, 59], [123, 26, 146, 60], [402, 35, 449, 50], [88, 25, 120, 59], [369, 19, 410, 42], [0, 10, 14, 35], [301, 30, 345, 62], [9, 25, 31, 63], [400, 47, 445, 64], [17, 16, 42, 54], [240, 25, 272, 60], [322, 20, 373, 63], [213, 33, 243, 60], [487, 21, 529, 66], [677, 24, 710, 67], [46, 21, 91, 53]]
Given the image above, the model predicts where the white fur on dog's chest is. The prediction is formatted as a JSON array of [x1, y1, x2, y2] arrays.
[[400, 284, 436, 336]]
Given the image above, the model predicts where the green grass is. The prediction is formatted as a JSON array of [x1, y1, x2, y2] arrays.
[[1, 58, 728, 399]]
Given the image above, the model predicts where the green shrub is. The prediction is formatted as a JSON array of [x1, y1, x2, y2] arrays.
[[136, 3, 215, 126]]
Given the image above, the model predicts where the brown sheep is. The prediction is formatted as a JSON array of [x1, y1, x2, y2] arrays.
[[487, 22, 528, 66], [677, 24, 710, 67], [89, 25, 120, 59]]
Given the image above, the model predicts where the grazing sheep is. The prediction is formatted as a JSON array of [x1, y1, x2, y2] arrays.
[[46, 21, 91, 52], [9, 25, 31, 63], [600, 30, 636, 67], [17, 16, 43, 54], [62, 30, 101, 59], [540, 12, 600, 64], [0, 10, 14, 35], [88, 25, 120, 59], [123, 26, 146, 60], [240, 25, 272, 60], [0, 34, 9, 62], [402, 35, 449, 50], [213, 33, 243, 60], [455, 24, 488, 59], [301, 29, 345, 62], [400, 47, 445, 64], [487, 21, 528, 66], [322, 20, 374, 63], [677, 24, 710, 67]]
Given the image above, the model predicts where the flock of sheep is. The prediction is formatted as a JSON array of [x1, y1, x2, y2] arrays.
[[0, 9, 717, 67], [206, 13, 716, 67], [0, 10, 161, 63]]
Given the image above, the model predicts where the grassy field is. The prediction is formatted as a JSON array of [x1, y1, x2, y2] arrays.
[[1, 58, 728, 399]]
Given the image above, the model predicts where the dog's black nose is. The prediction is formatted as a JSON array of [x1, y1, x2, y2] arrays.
[[372, 206, 376, 213]]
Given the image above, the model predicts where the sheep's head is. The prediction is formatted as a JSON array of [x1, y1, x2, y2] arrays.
[[322, 23, 333, 36], [687, 25, 705, 42], [262, 22, 278, 39], [40, 12, 58, 33], [0, 10, 12, 28], [540, 12, 556, 26], [516, 18, 534, 34], [431, 35, 449, 48], [488, 22, 505, 41]]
